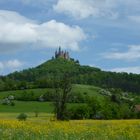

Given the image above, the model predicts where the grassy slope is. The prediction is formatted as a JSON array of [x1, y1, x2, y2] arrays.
[[0, 88, 51, 99], [73, 84, 105, 101], [0, 84, 102, 99], [0, 84, 104, 114], [73, 84, 101, 97]]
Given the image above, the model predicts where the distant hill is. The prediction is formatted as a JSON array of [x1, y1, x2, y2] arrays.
[[0, 58, 140, 94]]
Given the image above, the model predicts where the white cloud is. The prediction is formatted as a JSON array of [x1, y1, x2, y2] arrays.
[[37, 20, 86, 51], [0, 10, 86, 52], [0, 60, 23, 70], [103, 45, 140, 61], [109, 66, 140, 74], [5, 60, 23, 68], [53, 0, 119, 19], [0, 59, 23, 75], [54, 0, 96, 19], [0, 10, 33, 24], [54, 0, 140, 20]]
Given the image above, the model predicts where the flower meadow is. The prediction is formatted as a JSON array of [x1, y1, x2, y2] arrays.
[[0, 119, 140, 140]]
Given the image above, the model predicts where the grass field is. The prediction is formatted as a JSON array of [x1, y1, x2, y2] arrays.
[[0, 119, 139, 140], [0, 101, 53, 113], [0, 112, 53, 120], [0, 101, 84, 114]]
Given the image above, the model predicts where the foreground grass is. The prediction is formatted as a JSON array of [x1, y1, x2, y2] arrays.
[[0, 112, 53, 121], [0, 119, 139, 140], [0, 101, 85, 114]]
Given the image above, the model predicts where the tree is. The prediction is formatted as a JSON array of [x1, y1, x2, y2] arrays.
[[68, 104, 90, 120], [53, 72, 72, 120], [17, 113, 27, 121], [87, 97, 102, 119]]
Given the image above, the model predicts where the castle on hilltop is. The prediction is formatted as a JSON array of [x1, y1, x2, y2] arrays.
[[55, 47, 70, 60]]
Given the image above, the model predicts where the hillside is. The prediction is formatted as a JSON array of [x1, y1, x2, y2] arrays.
[[0, 58, 140, 94], [0, 84, 137, 114], [0, 84, 101, 113]]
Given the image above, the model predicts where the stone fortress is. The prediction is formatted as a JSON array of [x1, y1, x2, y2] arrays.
[[55, 47, 70, 60]]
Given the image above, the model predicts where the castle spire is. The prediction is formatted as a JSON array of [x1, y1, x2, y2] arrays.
[[59, 46, 61, 53]]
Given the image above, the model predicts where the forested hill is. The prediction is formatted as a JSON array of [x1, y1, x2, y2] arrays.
[[0, 58, 140, 94]]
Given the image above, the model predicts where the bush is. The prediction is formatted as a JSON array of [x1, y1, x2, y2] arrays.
[[136, 112, 140, 119], [10, 101, 15, 106], [8, 95, 14, 100], [68, 92, 86, 103], [42, 90, 55, 101], [17, 113, 27, 121], [1, 98, 10, 105], [69, 104, 90, 120], [15, 91, 38, 101], [87, 97, 102, 119]]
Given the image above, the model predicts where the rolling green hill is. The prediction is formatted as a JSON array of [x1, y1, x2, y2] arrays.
[[0, 83, 139, 120], [0, 85, 96, 113], [0, 84, 102, 113], [0, 84, 136, 114], [0, 58, 140, 94], [0, 84, 102, 101]]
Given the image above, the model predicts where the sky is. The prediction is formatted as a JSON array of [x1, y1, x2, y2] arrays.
[[0, 0, 140, 75]]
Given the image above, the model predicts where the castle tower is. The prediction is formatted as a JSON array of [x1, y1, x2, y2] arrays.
[[58, 46, 61, 54]]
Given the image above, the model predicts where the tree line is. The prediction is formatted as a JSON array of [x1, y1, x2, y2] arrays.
[[0, 58, 140, 94]]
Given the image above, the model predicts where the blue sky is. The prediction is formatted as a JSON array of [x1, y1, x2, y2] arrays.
[[0, 0, 140, 75]]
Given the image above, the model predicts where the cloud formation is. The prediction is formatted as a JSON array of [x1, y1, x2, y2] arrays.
[[54, 0, 118, 19], [0, 59, 23, 74], [110, 66, 140, 74], [54, 0, 140, 20], [0, 59, 24, 75], [0, 10, 86, 52], [103, 45, 140, 61]]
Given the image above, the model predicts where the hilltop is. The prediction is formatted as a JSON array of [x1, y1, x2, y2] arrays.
[[0, 56, 140, 94]]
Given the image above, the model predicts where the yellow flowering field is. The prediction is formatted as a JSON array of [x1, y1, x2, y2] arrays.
[[0, 119, 140, 140]]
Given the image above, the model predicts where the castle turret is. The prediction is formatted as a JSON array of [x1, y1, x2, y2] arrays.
[[54, 47, 70, 60]]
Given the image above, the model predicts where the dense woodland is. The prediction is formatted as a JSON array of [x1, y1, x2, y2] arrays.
[[0, 58, 140, 94]]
